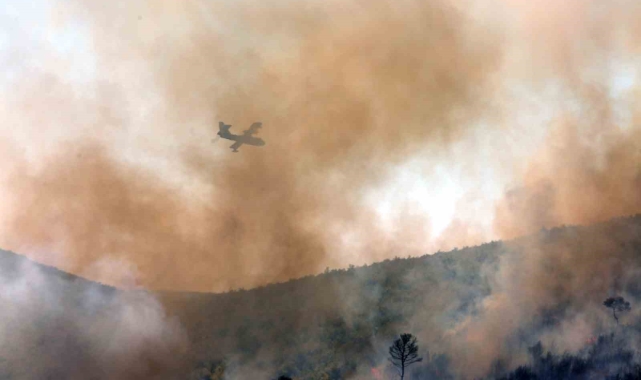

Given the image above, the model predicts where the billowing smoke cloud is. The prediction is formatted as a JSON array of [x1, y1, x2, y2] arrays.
[[440, 1, 641, 376], [494, 0, 641, 237], [2, 0, 641, 375], [0, 251, 187, 379], [0, 0, 505, 291], [495, 123, 641, 240]]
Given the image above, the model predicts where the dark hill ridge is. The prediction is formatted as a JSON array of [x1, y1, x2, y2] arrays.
[[2, 214, 641, 379], [0, 248, 184, 379], [0, 246, 118, 295], [159, 214, 641, 379], [163, 239, 505, 378]]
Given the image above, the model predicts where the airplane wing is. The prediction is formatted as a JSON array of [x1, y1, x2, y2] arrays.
[[229, 141, 243, 152], [243, 122, 262, 136]]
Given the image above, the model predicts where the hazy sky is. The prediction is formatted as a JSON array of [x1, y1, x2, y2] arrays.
[[0, 0, 639, 291]]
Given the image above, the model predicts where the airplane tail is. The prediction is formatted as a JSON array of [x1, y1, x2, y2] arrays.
[[218, 121, 232, 136]]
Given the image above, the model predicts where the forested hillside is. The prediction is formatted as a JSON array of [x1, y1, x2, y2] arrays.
[[2, 214, 641, 379], [163, 240, 503, 379], [163, 214, 641, 379]]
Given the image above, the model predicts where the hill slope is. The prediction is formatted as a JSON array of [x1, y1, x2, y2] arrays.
[[162, 239, 503, 378], [2, 214, 641, 379], [161, 214, 641, 379], [0, 249, 186, 380]]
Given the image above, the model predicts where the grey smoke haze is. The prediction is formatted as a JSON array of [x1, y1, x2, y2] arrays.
[[0, 251, 187, 379]]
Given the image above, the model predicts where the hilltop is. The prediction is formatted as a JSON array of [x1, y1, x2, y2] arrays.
[[2, 214, 641, 379], [0, 248, 184, 379], [162, 214, 641, 379]]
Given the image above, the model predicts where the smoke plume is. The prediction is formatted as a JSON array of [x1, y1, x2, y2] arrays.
[[0, 252, 187, 379], [3, 0, 641, 376], [441, 1, 641, 375], [0, 0, 505, 291]]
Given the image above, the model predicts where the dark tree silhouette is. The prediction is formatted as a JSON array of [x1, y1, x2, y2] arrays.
[[604, 296, 631, 325], [389, 333, 423, 380]]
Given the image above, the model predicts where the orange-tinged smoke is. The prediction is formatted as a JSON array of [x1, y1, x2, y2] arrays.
[[3, 1, 641, 378], [0, 0, 503, 291], [495, 123, 641, 240], [1, 0, 640, 297], [433, 0, 641, 376]]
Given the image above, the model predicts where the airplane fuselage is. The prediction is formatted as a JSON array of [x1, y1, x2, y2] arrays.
[[217, 124, 265, 152], [218, 132, 265, 146]]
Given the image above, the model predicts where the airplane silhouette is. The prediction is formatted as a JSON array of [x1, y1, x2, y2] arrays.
[[217, 121, 266, 152]]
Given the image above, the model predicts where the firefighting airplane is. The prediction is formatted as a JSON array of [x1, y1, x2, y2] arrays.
[[217, 121, 266, 152]]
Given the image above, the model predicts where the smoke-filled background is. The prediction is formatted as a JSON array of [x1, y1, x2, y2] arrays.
[[1, 0, 639, 292], [1, 0, 641, 378], [1, 0, 636, 292]]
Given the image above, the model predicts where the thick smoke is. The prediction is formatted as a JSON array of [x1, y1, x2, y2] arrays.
[[0, 0, 504, 291], [2, 0, 641, 376], [0, 252, 187, 379], [444, 1, 641, 376]]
